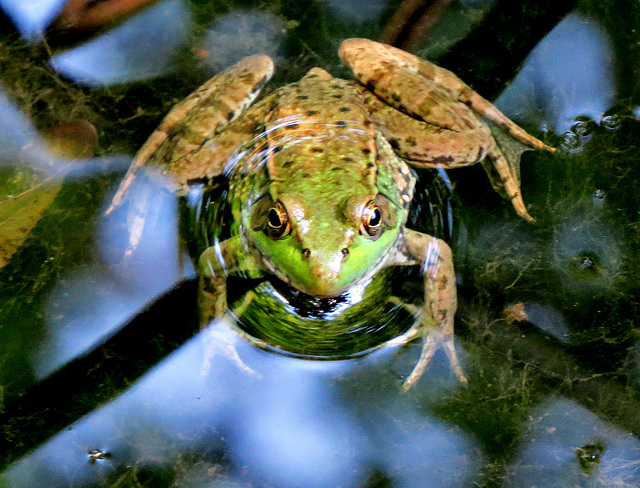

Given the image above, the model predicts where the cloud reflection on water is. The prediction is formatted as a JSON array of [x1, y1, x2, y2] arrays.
[[520, 303, 570, 343], [496, 13, 616, 136], [507, 397, 640, 487], [35, 171, 193, 379], [200, 10, 287, 72], [0, 0, 67, 40], [0, 90, 55, 171], [325, 0, 387, 24], [50, 0, 192, 86], [6, 318, 481, 488]]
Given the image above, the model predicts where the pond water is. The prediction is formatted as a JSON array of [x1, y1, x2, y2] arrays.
[[2, 0, 640, 487]]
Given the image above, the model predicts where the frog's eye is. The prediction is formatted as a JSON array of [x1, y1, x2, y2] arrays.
[[360, 200, 383, 238], [266, 201, 291, 239]]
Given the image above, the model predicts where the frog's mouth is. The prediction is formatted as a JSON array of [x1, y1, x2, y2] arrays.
[[266, 257, 352, 298]]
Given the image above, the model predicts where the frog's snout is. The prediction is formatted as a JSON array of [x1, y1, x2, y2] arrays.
[[301, 248, 348, 297]]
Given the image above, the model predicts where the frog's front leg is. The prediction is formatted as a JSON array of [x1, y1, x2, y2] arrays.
[[198, 236, 262, 325], [399, 229, 466, 391], [198, 238, 267, 377], [198, 243, 234, 326]]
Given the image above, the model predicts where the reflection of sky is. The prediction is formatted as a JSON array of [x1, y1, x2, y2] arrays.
[[0, 0, 67, 40], [35, 172, 194, 379], [521, 303, 570, 343], [496, 13, 616, 135], [50, 0, 192, 85], [0, 87, 131, 183], [507, 397, 640, 487], [4, 319, 482, 488]]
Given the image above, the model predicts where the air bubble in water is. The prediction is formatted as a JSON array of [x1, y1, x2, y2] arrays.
[[561, 131, 581, 149], [591, 189, 606, 207], [571, 118, 594, 137], [601, 115, 620, 131]]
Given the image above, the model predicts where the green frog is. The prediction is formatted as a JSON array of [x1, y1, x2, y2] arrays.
[[108, 39, 554, 390]]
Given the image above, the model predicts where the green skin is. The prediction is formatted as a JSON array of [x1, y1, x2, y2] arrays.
[[109, 39, 554, 390], [234, 132, 408, 297]]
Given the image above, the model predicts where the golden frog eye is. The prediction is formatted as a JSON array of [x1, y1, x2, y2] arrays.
[[361, 200, 383, 237], [266, 201, 291, 239]]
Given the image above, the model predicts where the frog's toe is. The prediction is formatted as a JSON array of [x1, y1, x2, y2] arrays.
[[201, 322, 262, 379], [510, 191, 535, 222], [516, 204, 535, 223], [401, 333, 467, 392], [401, 333, 439, 392], [481, 149, 536, 222]]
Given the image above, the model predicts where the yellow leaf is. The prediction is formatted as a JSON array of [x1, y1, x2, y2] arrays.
[[0, 170, 67, 267], [0, 119, 99, 268]]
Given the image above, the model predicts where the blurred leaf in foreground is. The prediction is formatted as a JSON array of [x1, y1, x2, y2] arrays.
[[0, 172, 63, 267]]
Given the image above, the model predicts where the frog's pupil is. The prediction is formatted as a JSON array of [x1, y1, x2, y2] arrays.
[[268, 208, 281, 227], [369, 208, 381, 227]]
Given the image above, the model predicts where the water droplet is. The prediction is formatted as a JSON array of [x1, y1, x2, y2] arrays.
[[601, 115, 620, 131], [571, 252, 600, 275], [552, 216, 623, 295], [561, 131, 581, 149], [578, 257, 594, 270]]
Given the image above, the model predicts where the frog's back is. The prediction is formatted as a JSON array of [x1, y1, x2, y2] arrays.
[[264, 68, 380, 198]]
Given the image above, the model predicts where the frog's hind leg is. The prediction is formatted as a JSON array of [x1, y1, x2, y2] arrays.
[[357, 88, 492, 168], [483, 148, 534, 222], [342, 38, 549, 221], [357, 88, 534, 221], [340, 38, 555, 153], [107, 55, 275, 213]]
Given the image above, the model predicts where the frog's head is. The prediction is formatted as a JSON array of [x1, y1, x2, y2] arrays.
[[246, 191, 404, 297]]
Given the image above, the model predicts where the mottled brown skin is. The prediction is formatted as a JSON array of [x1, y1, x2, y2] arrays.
[[109, 39, 554, 390], [339, 39, 555, 222], [106, 55, 275, 211]]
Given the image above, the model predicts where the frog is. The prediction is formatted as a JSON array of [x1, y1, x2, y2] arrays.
[[107, 38, 555, 391]]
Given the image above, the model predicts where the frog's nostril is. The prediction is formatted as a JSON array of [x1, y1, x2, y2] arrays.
[[302, 248, 311, 258]]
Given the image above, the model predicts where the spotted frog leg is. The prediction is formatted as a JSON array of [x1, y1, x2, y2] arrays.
[[340, 38, 555, 221], [385, 229, 463, 391], [106, 55, 275, 213]]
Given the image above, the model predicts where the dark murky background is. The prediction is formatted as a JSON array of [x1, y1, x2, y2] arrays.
[[2, 0, 640, 486]]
